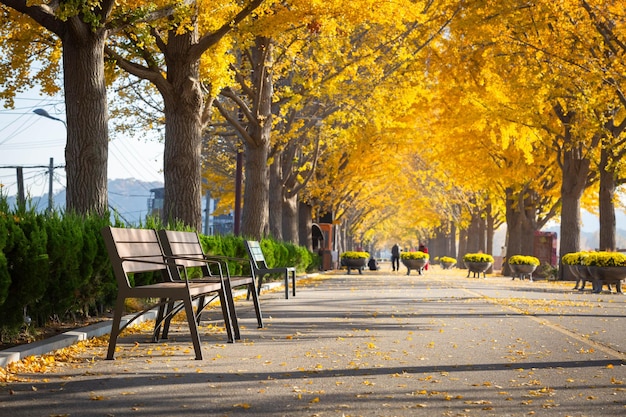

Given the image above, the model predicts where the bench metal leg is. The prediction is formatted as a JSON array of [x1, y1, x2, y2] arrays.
[[284, 271, 289, 299], [221, 282, 240, 341], [106, 296, 126, 360], [217, 289, 236, 343], [182, 295, 203, 360], [248, 282, 263, 328]]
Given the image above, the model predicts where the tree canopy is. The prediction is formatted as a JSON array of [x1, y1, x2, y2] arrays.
[[2, 0, 625, 257]]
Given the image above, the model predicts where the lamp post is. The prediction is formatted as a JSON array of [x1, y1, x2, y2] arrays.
[[33, 108, 66, 211], [33, 108, 67, 127]]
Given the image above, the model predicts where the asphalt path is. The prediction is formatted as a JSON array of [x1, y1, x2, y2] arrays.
[[1, 267, 625, 417]]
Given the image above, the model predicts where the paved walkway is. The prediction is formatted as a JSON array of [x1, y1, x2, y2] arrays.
[[1, 268, 625, 416]]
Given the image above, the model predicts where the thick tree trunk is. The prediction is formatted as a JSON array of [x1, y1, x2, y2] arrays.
[[598, 147, 616, 251], [63, 32, 108, 215], [162, 106, 203, 229], [161, 31, 203, 230], [559, 147, 589, 272], [241, 36, 273, 239], [242, 145, 270, 238]]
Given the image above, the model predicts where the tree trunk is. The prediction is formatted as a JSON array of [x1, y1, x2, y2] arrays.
[[282, 194, 299, 244], [449, 221, 457, 258], [298, 202, 313, 250], [268, 158, 283, 240], [162, 30, 203, 230], [466, 211, 482, 253], [486, 205, 494, 256], [241, 145, 270, 238], [457, 227, 468, 267], [241, 36, 273, 239], [63, 31, 108, 215], [598, 147, 616, 251], [505, 187, 522, 257], [559, 147, 589, 267]]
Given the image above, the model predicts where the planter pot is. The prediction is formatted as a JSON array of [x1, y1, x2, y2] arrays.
[[586, 266, 625, 294], [509, 264, 537, 281], [401, 258, 428, 275], [564, 264, 587, 290], [342, 258, 367, 275], [441, 261, 456, 270], [464, 261, 492, 278], [574, 265, 594, 291]]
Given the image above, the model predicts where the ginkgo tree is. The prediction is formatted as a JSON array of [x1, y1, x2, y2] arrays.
[[418, 0, 625, 266], [0, 0, 116, 215], [209, 0, 463, 241], [106, 0, 265, 230]]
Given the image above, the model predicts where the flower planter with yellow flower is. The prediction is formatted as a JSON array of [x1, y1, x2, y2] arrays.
[[561, 252, 593, 290], [581, 251, 626, 294], [508, 255, 540, 281], [463, 253, 494, 278], [340, 251, 369, 275], [401, 251, 429, 275], [439, 256, 457, 270]]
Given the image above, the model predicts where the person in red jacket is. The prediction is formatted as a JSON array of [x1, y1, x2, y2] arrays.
[[418, 243, 429, 270]]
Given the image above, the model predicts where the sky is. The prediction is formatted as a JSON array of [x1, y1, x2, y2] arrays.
[[0, 90, 164, 197]]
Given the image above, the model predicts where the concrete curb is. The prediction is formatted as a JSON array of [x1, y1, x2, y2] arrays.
[[0, 274, 315, 368]]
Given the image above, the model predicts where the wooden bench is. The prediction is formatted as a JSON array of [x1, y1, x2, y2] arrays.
[[245, 240, 296, 299], [101, 227, 236, 360], [157, 229, 263, 338]]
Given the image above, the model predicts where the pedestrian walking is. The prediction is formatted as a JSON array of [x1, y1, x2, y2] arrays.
[[391, 243, 400, 271]]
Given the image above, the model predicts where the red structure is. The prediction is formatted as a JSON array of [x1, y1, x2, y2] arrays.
[[534, 231, 557, 266]]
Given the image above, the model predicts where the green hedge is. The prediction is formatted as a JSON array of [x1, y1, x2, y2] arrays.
[[0, 201, 114, 339], [198, 235, 315, 276], [0, 197, 317, 340]]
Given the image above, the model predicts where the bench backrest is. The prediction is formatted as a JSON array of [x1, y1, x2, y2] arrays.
[[158, 230, 210, 272], [245, 240, 269, 270], [101, 227, 169, 289]]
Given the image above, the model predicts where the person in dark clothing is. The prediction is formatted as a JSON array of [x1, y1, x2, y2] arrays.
[[391, 243, 400, 271], [368, 257, 378, 271]]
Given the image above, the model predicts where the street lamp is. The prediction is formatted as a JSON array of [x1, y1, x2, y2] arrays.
[[33, 108, 66, 211], [33, 108, 67, 127]]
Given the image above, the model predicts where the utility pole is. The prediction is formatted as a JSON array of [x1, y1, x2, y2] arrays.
[[48, 158, 54, 212], [16, 167, 25, 208]]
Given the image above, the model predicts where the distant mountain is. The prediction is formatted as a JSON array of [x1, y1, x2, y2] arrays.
[[4, 178, 163, 226]]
